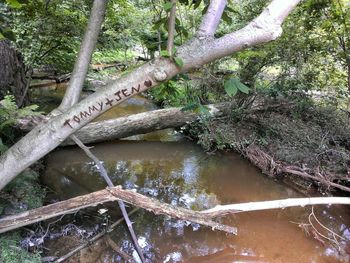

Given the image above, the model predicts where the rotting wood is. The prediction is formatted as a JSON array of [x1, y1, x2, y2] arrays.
[[0, 186, 237, 235], [2, 186, 350, 236]]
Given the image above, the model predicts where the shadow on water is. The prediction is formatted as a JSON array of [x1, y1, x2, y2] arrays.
[[43, 140, 350, 263], [34, 82, 350, 262]]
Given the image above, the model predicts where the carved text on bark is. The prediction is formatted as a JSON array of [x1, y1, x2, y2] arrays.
[[63, 79, 152, 128]]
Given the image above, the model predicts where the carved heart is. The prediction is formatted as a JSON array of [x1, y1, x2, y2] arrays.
[[144, 80, 152, 87]]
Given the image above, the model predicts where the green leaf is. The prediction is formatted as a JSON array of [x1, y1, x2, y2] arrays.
[[160, 50, 171, 57], [0, 32, 4, 40], [174, 57, 184, 67], [153, 17, 167, 30], [5, 0, 22, 8], [237, 82, 250, 94], [224, 81, 238, 97], [193, 0, 201, 9], [224, 78, 250, 96], [163, 2, 173, 12], [199, 104, 210, 115], [201, 4, 209, 15]]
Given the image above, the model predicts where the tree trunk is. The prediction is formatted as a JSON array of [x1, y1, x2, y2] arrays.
[[0, 40, 29, 106], [16, 103, 229, 145], [347, 61, 350, 112], [62, 103, 228, 145]]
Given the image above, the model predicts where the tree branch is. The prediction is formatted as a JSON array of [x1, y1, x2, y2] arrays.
[[197, 0, 227, 37], [71, 135, 145, 262], [166, 0, 177, 55], [0, 186, 237, 235], [178, 0, 301, 70], [201, 197, 350, 217], [1, 187, 349, 236], [58, 0, 108, 112]]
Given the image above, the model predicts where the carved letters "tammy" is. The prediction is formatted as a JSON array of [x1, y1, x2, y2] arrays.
[[63, 79, 152, 128]]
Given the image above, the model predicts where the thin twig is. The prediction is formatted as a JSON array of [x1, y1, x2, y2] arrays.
[[70, 135, 145, 262]]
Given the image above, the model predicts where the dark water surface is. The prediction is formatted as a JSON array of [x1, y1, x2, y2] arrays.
[[37, 84, 350, 262]]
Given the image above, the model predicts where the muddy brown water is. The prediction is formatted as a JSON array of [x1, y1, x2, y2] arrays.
[[37, 83, 350, 262]]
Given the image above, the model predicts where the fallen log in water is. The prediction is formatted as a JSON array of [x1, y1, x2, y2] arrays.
[[62, 103, 229, 145], [17, 103, 231, 145], [0, 186, 237, 235], [1, 185, 350, 235]]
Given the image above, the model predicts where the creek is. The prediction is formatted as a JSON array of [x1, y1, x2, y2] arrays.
[[31, 83, 350, 263]]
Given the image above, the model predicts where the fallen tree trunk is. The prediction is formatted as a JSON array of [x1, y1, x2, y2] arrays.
[[1, 185, 350, 235], [64, 103, 229, 145], [31, 73, 71, 83], [0, 186, 237, 235], [17, 103, 230, 145]]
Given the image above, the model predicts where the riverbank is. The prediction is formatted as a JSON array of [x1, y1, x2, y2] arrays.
[[185, 95, 350, 194]]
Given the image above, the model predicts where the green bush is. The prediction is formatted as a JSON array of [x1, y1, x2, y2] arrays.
[[0, 232, 41, 263]]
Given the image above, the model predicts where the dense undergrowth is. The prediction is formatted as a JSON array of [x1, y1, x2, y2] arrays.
[[0, 96, 45, 263]]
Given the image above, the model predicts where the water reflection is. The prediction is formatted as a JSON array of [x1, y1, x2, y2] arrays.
[[43, 140, 350, 262]]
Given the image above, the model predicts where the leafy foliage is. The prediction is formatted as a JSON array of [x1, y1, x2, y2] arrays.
[[0, 95, 41, 143], [224, 78, 250, 97], [0, 232, 41, 263]]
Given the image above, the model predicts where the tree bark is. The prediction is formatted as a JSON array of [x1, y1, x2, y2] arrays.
[[0, 186, 237, 235], [197, 0, 227, 37], [0, 40, 29, 106], [0, 0, 301, 190], [347, 61, 350, 112], [1, 184, 349, 235], [58, 0, 108, 111], [166, 0, 176, 55], [62, 103, 228, 145]]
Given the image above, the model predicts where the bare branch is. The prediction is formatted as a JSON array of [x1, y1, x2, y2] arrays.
[[166, 0, 177, 54], [201, 197, 350, 217], [197, 0, 227, 37], [178, 0, 301, 70], [58, 0, 108, 112], [71, 135, 146, 263], [0, 186, 237, 235]]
